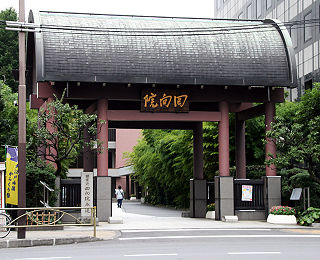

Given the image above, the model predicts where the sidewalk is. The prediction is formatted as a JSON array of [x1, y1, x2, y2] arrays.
[[0, 201, 317, 249]]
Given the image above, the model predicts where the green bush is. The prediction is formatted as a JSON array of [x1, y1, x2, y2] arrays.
[[207, 203, 215, 211], [297, 207, 320, 226], [269, 206, 296, 215]]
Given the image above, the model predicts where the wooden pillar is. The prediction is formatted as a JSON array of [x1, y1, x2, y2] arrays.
[[193, 122, 204, 180], [235, 116, 246, 179], [97, 98, 108, 176], [265, 102, 276, 176], [219, 101, 230, 176]]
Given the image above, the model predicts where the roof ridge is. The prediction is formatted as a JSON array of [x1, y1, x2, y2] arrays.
[[38, 10, 263, 23]]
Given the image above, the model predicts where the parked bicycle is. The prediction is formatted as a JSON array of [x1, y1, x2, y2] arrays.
[[0, 212, 12, 238]]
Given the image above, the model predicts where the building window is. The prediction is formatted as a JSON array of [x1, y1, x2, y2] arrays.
[[266, 0, 272, 10], [256, 0, 262, 18], [247, 4, 253, 19], [290, 27, 298, 49], [304, 12, 312, 42], [217, 0, 223, 10]]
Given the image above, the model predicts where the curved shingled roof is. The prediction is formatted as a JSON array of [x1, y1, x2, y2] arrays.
[[28, 11, 297, 87]]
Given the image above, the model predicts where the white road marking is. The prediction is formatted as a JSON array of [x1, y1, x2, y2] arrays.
[[15, 257, 72, 260], [119, 234, 320, 240], [124, 253, 178, 257], [228, 252, 281, 255], [121, 228, 271, 233]]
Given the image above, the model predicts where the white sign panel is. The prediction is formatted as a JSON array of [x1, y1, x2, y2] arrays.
[[241, 185, 253, 201], [81, 172, 93, 218]]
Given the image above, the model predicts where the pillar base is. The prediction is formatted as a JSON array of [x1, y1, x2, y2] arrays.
[[215, 176, 234, 220], [263, 176, 281, 218], [190, 179, 207, 218], [96, 176, 112, 221]]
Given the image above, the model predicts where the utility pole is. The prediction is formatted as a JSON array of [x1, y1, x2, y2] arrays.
[[17, 0, 26, 239]]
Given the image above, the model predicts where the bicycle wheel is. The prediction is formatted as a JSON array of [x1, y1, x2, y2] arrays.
[[0, 213, 11, 238]]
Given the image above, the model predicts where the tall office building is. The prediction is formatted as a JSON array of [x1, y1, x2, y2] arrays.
[[214, 0, 320, 100]]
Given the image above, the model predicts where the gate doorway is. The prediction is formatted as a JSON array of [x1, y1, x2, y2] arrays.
[[27, 11, 297, 221]]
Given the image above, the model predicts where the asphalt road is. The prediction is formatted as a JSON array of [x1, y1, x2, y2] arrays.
[[2, 228, 320, 260]]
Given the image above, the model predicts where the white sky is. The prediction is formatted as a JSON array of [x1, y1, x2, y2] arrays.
[[0, 0, 215, 19]]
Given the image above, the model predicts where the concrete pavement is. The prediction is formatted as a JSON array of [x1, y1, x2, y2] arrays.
[[0, 201, 317, 249]]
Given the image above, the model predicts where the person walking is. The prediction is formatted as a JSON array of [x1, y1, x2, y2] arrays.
[[115, 185, 124, 208]]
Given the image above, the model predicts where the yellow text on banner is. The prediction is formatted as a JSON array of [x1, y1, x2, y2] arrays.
[[5, 147, 18, 205]]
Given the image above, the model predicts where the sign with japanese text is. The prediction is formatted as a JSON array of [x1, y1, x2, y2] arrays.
[[241, 185, 253, 202], [81, 172, 93, 217], [141, 89, 190, 113], [5, 147, 18, 205]]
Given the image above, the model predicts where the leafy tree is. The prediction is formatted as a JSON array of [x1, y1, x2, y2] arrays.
[[267, 83, 320, 184], [267, 83, 320, 208], [0, 81, 18, 161], [26, 159, 56, 207], [0, 81, 57, 206], [0, 8, 18, 92], [31, 93, 100, 177]]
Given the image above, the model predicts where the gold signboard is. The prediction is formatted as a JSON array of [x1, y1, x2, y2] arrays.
[[141, 89, 190, 113]]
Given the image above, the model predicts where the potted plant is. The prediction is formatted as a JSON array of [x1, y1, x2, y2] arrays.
[[205, 203, 215, 219], [267, 206, 297, 224], [130, 194, 136, 200]]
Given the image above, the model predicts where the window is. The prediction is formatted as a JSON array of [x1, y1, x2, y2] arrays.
[[256, 0, 262, 18], [304, 12, 312, 42], [290, 27, 298, 49], [266, 0, 272, 10], [217, 0, 223, 10], [247, 4, 253, 19]]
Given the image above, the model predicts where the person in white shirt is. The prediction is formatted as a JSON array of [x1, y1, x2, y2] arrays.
[[115, 185, 124, 208]]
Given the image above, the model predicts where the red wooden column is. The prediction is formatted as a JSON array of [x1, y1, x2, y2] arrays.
[[235, 116, 246, 179], [219, 101, 230, 176], [265, 102, 276, 176], [97, 98, 108, 176]]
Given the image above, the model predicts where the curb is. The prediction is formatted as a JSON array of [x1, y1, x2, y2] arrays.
[[0, 236, 103, 249]]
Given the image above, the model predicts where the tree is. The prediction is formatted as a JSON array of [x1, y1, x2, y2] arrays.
[[266, 84, 320, 208], [267, 83, 320, 184], [0, 8, 18, 92], [0, 81, 18, 161], [31, 93, 100, 177], [128, 113, 267, 208]]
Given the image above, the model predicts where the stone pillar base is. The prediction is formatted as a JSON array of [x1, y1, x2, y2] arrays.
[[215, 176, 234, 220], [190, 179, 207, 218], [264, 176, 281, 217], [96, 176, 112, 222]]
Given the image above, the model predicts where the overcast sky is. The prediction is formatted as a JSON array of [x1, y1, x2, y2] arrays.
[[0, 0, 214, 19]]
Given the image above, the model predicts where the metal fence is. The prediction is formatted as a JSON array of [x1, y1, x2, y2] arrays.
[[234, 179, 265, 210], [0, 207, 97, 238], [61, 179, 81, 207]]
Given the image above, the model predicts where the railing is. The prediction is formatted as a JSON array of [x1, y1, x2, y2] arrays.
[[234, 179, 265, 210], [207, 181, 215, 205], [0, 206, 97, 238]]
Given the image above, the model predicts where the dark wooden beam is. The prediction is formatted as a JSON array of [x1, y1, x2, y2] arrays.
[[237, 104, 265, 121], [37, 83, 285, 104]]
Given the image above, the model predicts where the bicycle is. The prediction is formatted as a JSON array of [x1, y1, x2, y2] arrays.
[[0, 212, 12, 238]]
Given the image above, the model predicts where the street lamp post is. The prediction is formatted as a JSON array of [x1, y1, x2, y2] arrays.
[[17, 0, 26, 239]]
